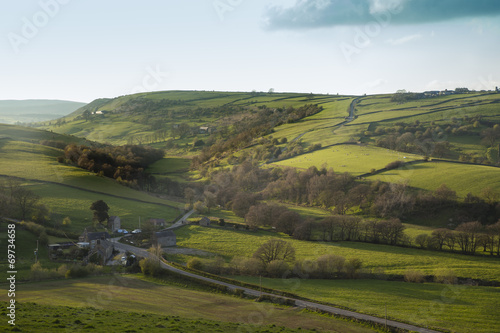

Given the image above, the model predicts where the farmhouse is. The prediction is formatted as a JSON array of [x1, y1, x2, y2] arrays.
[[108, 216, 121, 233], [148, 218, 166, 227], [199, 126, 209, 134], [155, 230, 176, 247], [88, 239, 114, 265], [79, 228, 110, 249], [199, 217, 211, 227]]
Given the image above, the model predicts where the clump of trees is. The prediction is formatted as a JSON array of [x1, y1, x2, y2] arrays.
[[0, 179, 49, 222], [413, 220, 500, 255], [61, 144, 164, 190]]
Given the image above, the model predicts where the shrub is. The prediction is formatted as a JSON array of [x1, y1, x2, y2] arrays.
[[385, 160, 404, 170], [266, 260, 290, 278], [404, 269, 425, 283], [345, 258, 363, 279], [186, 257, 204, 271], [230, 257, 263, 276], [434, 268, 457, 284], [139, 258, 162, 276], [65, 265, 90, 279]]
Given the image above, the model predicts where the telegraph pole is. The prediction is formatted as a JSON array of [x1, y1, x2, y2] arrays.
[[34, 240, 39, 263]]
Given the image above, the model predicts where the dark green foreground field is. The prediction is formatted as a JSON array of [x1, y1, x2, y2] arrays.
[[0, 276, 379, 333]]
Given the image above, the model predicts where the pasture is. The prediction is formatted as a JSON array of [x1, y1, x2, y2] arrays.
[[230, 277, 500, 333], [0, 276, 378, 333], [271, 144, 421, 176], [369, 161, 500, 197], [175, 226, 500, 282]]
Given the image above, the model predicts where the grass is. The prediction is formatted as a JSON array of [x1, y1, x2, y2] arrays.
[[0, 134, 183, 232], [271, 144, 421, 176], [229, 277, 500, 333], [369, 161, 500, 197], [0, 227, 58, 281], [175, 225, 500, 282], [27, 182, 182, 233], [0, 275, 378, 333]]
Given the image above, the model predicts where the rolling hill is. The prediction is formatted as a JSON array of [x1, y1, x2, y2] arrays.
[[39, 90, 500, 197]]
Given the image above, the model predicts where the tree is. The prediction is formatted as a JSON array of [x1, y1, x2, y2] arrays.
[[253, 239, 296, 265], [148, 243, 164, 266], [274, 210, 302, 236], [231, 192, 257, 218], [455, 221, 483, 254], [90, 200, 109, 227], [82, 110, 91, 122], [12, 186, 39, 220]]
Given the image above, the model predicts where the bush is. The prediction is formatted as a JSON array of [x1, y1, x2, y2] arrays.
[[66, 265, 90, 279], [434, 268, 457, 284], [139, 258, 162, 276], [385, 160, 404, 170], [186, 257, 204, 271], [266, 260, 290, 278], [345, 258, 362, 279], [230, 257, 263, 276], [404, 269, 425, 283]]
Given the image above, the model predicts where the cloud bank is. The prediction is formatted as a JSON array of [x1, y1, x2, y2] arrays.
[[264, 0, 500, 30]]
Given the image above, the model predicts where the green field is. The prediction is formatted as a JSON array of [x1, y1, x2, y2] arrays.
[[175, 225, 500, 282], [0, 128, 182, 233], [271, 144, 421, 176], [369, 161, 500, 197], [0, 276, 378, 333], [230, 277, 500, 333]]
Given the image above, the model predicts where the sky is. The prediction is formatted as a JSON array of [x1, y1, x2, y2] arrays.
[[1, 0, 500, 103]]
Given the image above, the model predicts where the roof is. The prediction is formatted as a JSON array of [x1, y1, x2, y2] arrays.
[[155, 230, 176, 238], [86, 231, 110, 241], [200, 217, 210, 223]]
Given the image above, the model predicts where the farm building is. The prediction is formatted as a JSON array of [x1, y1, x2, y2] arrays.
[[148, 218, 166, 227], [108, 216, 121, 233], [88, 239, 114, 265], [199, 217, 211, 227], [79, 229, 110, 249], [155, 230, 176, 247]]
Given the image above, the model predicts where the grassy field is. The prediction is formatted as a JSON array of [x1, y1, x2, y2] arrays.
[[175, 225, 500, 282], [271, 144, 421, 176], [369, 161, 500, 197], [0, 124, 185, 232], [0, 276, 379, 333], [229, 277, 500, 333]]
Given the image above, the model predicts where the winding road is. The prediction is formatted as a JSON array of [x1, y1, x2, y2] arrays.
[[112, 237, 440, 333]]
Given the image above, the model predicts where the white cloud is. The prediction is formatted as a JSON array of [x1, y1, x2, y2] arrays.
[[385, 33, 422, 45], [368, 0, 407, 14]]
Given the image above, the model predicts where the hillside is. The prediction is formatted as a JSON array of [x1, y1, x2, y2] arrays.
[[0, 100, 85, 124], [0, 124, 181, 234], [38, 89, 500, 206]]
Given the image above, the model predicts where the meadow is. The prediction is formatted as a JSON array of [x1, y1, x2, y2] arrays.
[[175, 225, 500, 282], [369, 161, 500, 197], [230, 277, 500, 333], [271, 144, 421, 176], [0, 276, 378, 333], [0, 133, 182, 233]]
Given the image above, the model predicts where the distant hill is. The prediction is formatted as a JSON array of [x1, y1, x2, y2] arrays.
[[0, 99, 86, 124]]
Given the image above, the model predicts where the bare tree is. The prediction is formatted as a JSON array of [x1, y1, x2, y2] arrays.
[[455, 221, 483, 254], [12, 186, 39, 220], [253, 239, 296, 265]]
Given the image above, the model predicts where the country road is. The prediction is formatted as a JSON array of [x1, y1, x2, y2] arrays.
[[112, 239, 440, 333]]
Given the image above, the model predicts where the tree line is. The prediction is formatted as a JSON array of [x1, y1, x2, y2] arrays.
[[60, 144, 164, 190]]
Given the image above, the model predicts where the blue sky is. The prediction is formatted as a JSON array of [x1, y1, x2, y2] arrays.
[[1, 0, 499, 102]]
